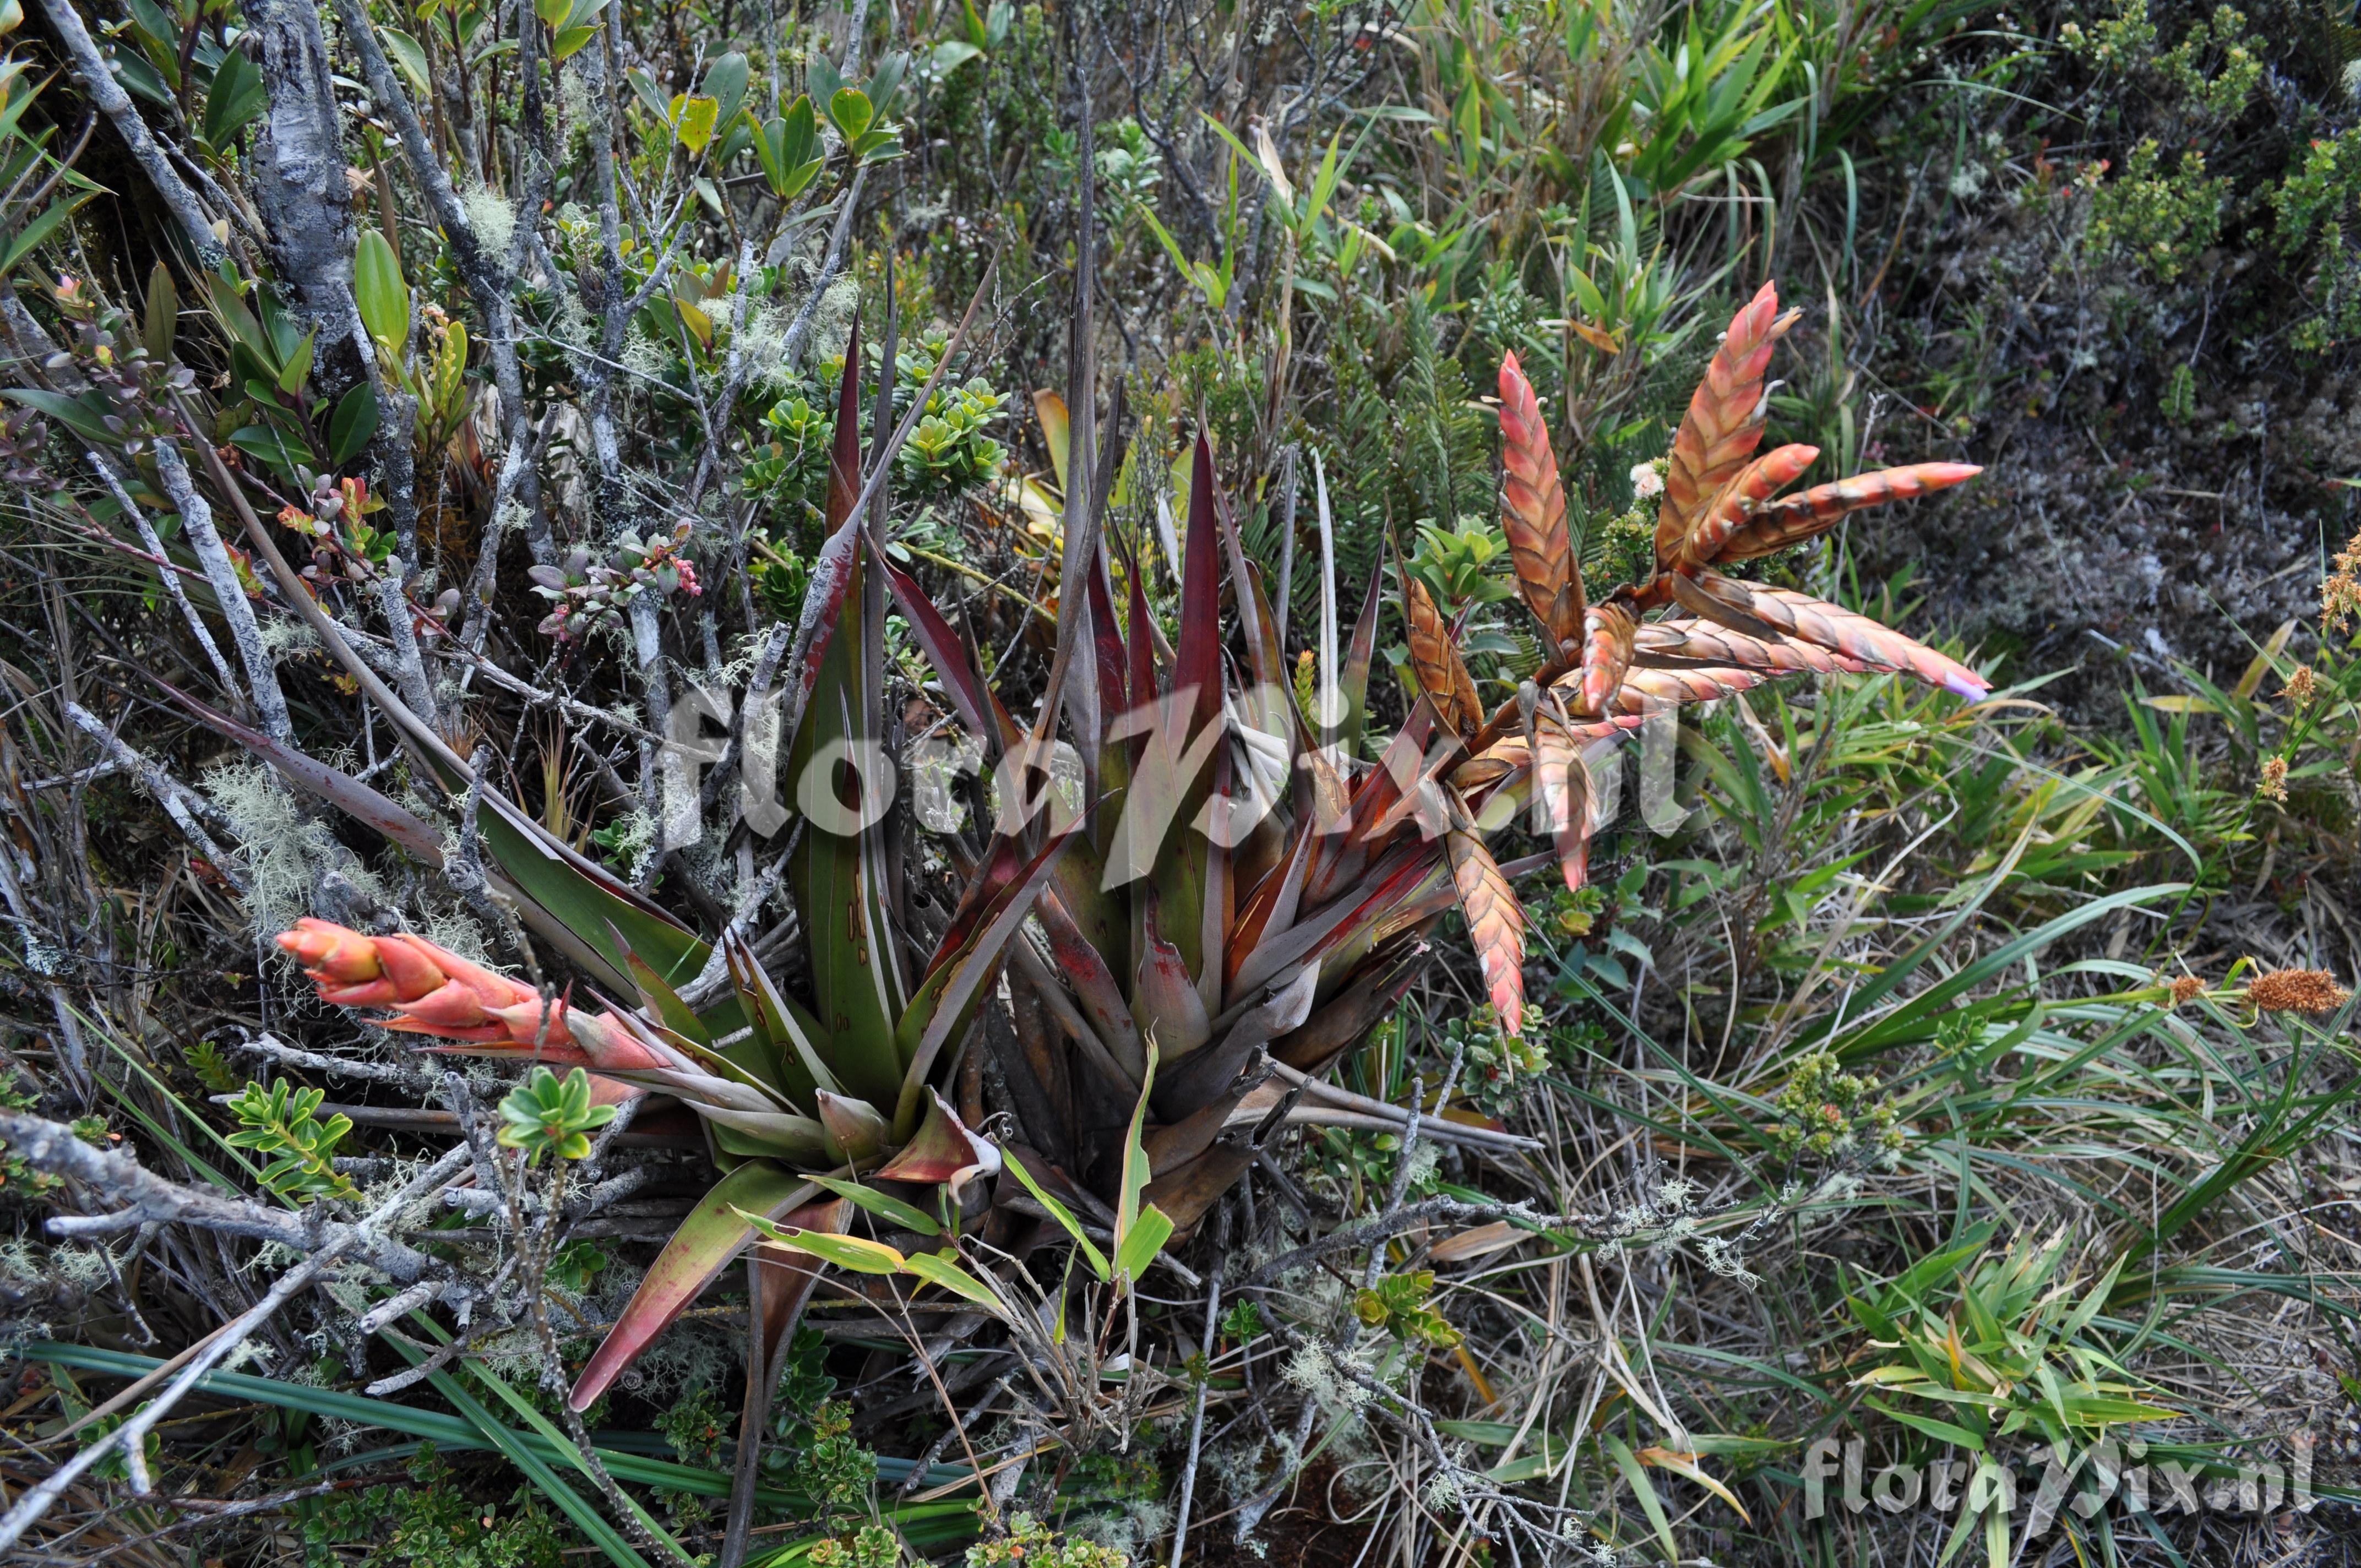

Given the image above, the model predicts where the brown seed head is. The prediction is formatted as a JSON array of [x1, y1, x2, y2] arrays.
[[2166, 974, 2206, 1006], [2284, 666, 2318, 707], [2257, 756, 2289, 803], [2324, 530, 2361, 633], [2245, 968, 2351, 1015]]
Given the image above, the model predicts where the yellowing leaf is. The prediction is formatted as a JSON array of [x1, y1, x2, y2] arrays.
[[742, 1214, 905, 1274], [1570, 319, 1622, 354], [2233, 617, 2296, 701], [668, 93, 720, 153], [1032, 389, 1069, 496], [1636, 1447, 1753, 1523]]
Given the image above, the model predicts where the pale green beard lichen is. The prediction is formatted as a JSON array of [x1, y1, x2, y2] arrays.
[[460, 181, 519, 264], [737, 298, 800, 395], [256, 614, 318, 660], [807, 274, 859, 367], [621, 323, 672, 388], [203, 757, 391, 939]]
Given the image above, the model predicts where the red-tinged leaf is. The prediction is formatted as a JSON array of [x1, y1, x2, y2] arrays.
[[1657, 281, 1796, 569], [1231, 837, 1434, 1001], [570, 1161, 817, 1409], [1174, 435, 1224, 731], [1087, 543, 1129, 723], [151, 677, 448, 866], [1303, 701, 1436, 907], [1271, 949, 1423, 1072], [825, 318, 864, 532], [1036, 884, 1145, 1076], [1448, 829, 1525, 1035], [1575, 605, 1638, 720], [787, 519, 863, 716], [927, 834, 1029, 972], [879, 550, 1020, 752], [1719, 462, 1983, 561], [1125, 545, 1159, 722], [1227, 822, 1315, 987], [751, 1196, 847, 1386], [1682, 442, 1819, 569], [873, 1087, 1001, 1195], [891, 824, 1076, 1135], [1497, 351, 1582, 654], [1134, 900, 1212, 1059]]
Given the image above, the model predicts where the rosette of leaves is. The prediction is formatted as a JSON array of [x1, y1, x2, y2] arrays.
[[529, 521, 701, 640], [894, 378, 1007, 498], [254, 280, 1994, 1551]]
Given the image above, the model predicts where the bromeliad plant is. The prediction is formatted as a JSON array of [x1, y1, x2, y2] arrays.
[[266, 279, 1989, 1461]]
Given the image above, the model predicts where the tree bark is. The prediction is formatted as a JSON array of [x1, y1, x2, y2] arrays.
[[242, 0, 366, 399]]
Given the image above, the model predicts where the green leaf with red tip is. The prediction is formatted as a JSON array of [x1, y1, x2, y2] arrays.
[[569, 1161, 816, 1410]]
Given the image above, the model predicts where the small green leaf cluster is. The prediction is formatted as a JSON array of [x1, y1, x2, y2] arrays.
[[549, 1238, 610, 1293], [227, 1080, 360, 1203], [1352, 1269, 1464, 1349], [962, 1511, 1131, 1568], [895, 378, 1007, 498], [183, 1038, 242, 1093], [2085, 139, 2226, 284], [1445, 1003, 1546, 1117], [1404, 517, 1517, 612], [806, 1524, 907, 1568], [304, 1444, 567, 1568], [494, 1066, 618, 1164], [2060, 0, 2260, 118], [747, 394, 837, 515]]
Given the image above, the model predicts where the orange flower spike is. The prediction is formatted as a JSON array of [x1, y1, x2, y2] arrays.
[[1575, 605, 1637, 720], [379, 933, 538, 1011], [1718, 461, 1983, 562], [1684, 443, 1819, 569], [363, 934, 459, 1003], [277, 917, 383, 984], [1656, 281, 1798, 568], [1497, 351, 1582, 654]]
